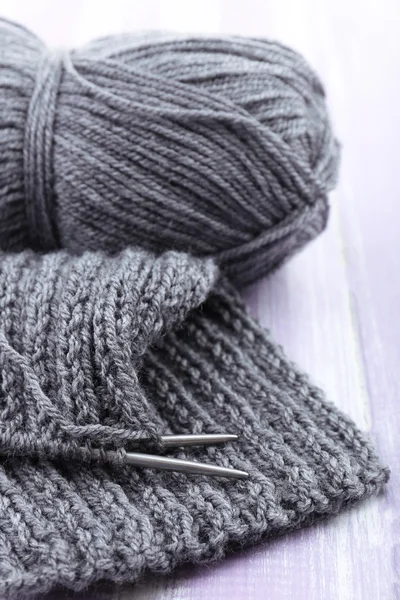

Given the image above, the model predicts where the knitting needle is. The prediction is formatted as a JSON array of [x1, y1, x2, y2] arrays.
[[125, 433, 238, 450], [123, 452, 249, 479], [160, 433, 238, 447]]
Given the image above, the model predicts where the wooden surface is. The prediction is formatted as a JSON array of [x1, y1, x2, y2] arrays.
[[1, 1, 399, 599]]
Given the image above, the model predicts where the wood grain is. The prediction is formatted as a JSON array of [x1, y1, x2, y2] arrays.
[[1, 1, 398, 598]]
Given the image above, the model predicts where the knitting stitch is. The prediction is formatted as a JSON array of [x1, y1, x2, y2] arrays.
[[0, 249, 388, 599], [0, 19, 339, 285]]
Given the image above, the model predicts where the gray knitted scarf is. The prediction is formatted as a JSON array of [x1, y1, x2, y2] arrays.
[[0, 249, 388, 599], [0, 19, 389, 600]]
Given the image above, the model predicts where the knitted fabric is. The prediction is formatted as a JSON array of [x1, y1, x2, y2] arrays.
[[0, 249, 388, 599], [0, 19, 339, 285]]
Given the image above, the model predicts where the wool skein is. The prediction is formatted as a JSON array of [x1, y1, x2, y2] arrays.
[[0, 19, 339, 285]]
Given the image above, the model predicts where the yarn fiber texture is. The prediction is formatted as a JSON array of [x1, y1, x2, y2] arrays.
[[0, 248, 388, 599], [0, 19, 339, 285]]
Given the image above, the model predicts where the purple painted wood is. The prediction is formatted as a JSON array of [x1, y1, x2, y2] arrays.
[[1, 1, 398, 598]]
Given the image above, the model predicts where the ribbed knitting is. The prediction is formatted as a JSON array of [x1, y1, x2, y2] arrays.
[[0, 249, 388, 599]]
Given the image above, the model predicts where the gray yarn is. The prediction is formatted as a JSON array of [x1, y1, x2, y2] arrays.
[[0, 19, 339, 285], [0, 248, 388, 599]]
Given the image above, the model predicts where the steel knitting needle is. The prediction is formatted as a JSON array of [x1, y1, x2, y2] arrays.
[[90, 435, 247, 478], [126, 433, 239, 450], [160, 433, 238, 447], [123, 452, 249, 479]]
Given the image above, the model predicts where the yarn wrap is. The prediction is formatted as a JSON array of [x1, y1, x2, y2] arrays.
[[24, 49, 64, 249]]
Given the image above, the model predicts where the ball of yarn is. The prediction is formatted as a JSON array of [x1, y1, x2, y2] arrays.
[[0, 18, 339, 285]]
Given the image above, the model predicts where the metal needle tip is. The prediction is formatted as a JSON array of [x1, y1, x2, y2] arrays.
[[90, 433, 247, 479], [124, 452, 249, 479], [160, 433, 239, 448]]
